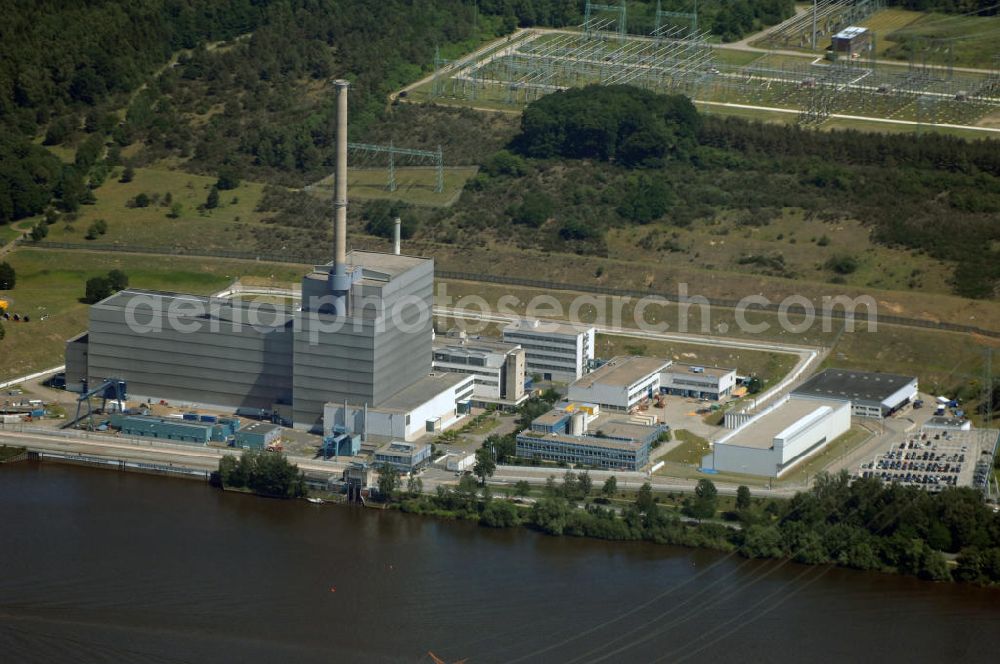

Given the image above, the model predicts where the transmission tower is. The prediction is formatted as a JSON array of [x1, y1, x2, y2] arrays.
[[584, 1, 627, 43], [654, 0, 697, 38]]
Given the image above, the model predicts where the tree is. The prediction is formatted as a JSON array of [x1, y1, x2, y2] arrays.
[[473, 446, 496, 486], [106, 269, 129, 291], [514, 480, 531, 498], [85, 219, 108, 240], [29, 223, 48, 242], [84, 276, 112, 303], [578, 471, 593, 498], [216, 167, 240, 190], [167, 202, 183, 218], [120, 166, 135, 183], [602, 476, 618, 498], [406, 474, 423, 497], [688, 479, 719, 519], [0, 262, 15, 290], [736, 485, 752, 511], [376, 463, 400, 501], [635, 482, 655, 513], [205, 186, 219, 209], [133, 192, 150, 208], [480, 499, 519, 528]]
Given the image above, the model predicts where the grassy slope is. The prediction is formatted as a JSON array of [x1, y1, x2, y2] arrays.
[[0, 249, 304, 382]]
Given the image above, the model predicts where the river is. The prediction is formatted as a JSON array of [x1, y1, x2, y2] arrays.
[[1, 463, 999, 663]]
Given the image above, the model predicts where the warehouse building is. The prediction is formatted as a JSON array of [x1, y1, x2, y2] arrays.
[[568, 355, 671, 411], [792, 369, 918, 418], [660, 364, 737, 401], [234, 421, 283, 449], [110, 414, 223, 445], [502, 319, 595, 382], [705, 395, 851, 477], [432, 332, 527, 407], [516, 404, 662, 471]]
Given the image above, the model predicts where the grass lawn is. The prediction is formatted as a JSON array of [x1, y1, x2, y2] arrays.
[[871, 10, 1000, 68], [775, 425, 871, 486], [0, 225, 21, 245], [44, 166, 269, 252], [662, 429, 711, 465], [0, 446, 27, 463], [0, 248, 305, 383], [307, 166, 478, 207]]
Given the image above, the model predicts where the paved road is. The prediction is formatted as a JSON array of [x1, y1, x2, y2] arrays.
[[0, 426, 347, 479]]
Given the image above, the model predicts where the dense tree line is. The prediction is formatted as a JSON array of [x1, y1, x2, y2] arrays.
[[397, 469, 1000, 586]]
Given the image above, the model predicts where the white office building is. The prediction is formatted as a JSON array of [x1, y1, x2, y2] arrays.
[[705, 395, 851, 477], [660, 363, 737, 401], [567, 355, 671, 411], [502, 319, 595, 382], [432, 333, 527, 407]]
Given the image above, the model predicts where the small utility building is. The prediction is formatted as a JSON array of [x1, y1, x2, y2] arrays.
[[831, 26, 870, 56]]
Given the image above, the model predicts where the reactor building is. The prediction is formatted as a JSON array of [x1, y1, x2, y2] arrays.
[[64, 81, 470, 436]]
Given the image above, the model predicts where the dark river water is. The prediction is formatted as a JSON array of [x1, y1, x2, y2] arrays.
[[2, 463, 999, 664]]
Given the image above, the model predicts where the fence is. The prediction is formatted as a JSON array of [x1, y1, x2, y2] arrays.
[[24, 239, 1000, 339]]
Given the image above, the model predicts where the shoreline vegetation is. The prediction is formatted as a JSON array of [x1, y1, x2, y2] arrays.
[[206, 444, 1000, 589]]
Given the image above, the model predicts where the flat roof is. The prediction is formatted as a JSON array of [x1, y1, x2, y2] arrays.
[[240, 421, 282, 435], [664, 363, 735, 378], [533, 409, 571, 427], [374, 372, 471, 413], [834, 26, 868, 39], [433, 336, 520, 355], [503, 318, 593, 337], [572, 356, 670, 390], [375, 440, 431, 454], [720, 397, 845, 450], [793, 369, 916, 405], [97, 289, 294, 326]]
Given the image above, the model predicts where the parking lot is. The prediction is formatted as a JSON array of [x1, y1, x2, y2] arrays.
[[858, 428, 996, 492]]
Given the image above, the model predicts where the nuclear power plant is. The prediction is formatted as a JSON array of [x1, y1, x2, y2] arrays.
[[64, 81, 473, 436]]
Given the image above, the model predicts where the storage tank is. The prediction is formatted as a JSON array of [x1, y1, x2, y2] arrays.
[[569, 411, 586, 436]]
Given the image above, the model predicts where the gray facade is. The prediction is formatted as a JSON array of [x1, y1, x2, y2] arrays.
[[64, 332, 89, 392], [293, 251, 433, 430], [85, 290, 294, 410]]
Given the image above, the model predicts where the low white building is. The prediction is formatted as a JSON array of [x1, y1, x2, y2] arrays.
[[324, 372, 474, 442], [705, 395, 851, 477], [502, 319, 595, 382], [445, 450, 476, 472], [568, 355, 671, 411], [792, 369, 918, 418], [660, 363, 737, 401], [432, 333, 527, 407]]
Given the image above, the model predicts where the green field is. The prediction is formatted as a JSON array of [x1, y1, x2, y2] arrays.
[[862, 9, 1000, 68], [308, 165, 478, 207], [662, 429, 711, 465], [0, 249, 304, 383]]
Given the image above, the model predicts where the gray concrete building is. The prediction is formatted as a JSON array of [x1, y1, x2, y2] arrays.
[[81, 290, 294, 410], [293, 250, 434, 430]]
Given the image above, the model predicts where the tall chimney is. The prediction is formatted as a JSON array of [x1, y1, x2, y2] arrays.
[[393, 217, 401, 255], [329, 79, 351, 315]]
